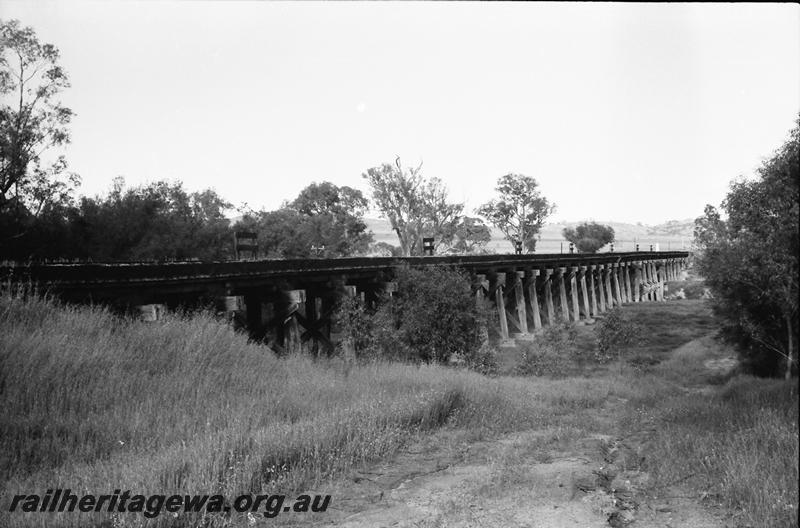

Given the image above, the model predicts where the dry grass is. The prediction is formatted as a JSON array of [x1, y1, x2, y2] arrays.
[[2, 291, 797, 528], [621, 335, 800, 528], [0, 291, 616, 528]]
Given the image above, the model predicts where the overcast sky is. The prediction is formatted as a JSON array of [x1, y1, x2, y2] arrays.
[[2, 1, 798, 224]]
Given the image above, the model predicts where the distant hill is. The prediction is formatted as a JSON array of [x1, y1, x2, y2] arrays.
[[365, 217, 694, 254]]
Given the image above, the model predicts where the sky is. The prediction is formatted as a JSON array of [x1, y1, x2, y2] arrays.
[[1, 1, 798, 224]]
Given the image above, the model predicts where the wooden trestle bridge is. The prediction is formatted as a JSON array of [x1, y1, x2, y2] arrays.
[[1, 251, 690, 354]]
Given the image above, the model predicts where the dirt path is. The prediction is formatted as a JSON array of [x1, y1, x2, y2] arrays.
[[299, 336, 734, 528]]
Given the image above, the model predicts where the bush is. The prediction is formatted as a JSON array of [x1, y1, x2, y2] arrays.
[[331, 294, 379, 359], [332, 265, 487, 368], [373, 265, 486, 365], [517, 323, 578, 377], [596, 308, 644, 362]]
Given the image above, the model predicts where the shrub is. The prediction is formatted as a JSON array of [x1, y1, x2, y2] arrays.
[[517, 323, 578, 377], [331, 293, 379, 359], [373, 265, 486, 365], [596, 308, 644, 362]]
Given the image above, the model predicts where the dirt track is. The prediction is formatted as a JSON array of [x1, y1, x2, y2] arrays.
[[298, 336, 734, 528]]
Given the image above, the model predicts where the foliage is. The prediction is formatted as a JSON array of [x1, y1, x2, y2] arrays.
[[595, 308, 644, 363], [236, 182, 373, 259], [368, 241, 403, 257], [76, 178, 234, 261], [694, 117, 799, 378], [562, 222, 615, 253], [344, 265, 482, 365], [331, 293, 379, 359], [363, 157, 463, 256], [442, 216, 492, 254], [0, 19, 79, 252], [476, 173, 555, 253], [516, 323, 578, 377]]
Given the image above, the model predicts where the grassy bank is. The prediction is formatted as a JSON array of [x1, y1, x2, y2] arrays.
[[0, 291, 618, 527], [621, 337, 799, 528], [2, 291, 797, 527]]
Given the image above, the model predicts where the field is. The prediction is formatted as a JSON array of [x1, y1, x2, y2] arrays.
[[364, 217, 694, 254], [0, 290, 797, 527]]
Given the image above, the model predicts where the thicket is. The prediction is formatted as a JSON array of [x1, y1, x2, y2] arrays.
[[516, 323, 578, 377], [595, 308, 645, 363], [333, 265, 493, 370], [694, 117, 799, 378]]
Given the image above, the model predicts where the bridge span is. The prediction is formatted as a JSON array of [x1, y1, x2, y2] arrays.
[[1, 251, 690, 354]]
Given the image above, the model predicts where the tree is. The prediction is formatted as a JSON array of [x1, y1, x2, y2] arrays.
[[443, 216, 492, 254], [372, 265, 485, 364], [694, 117, 799, 378], [74, 178, 234, 261], [0, 19, 77, 233], [477, 174, 554, 253], [290, 182, 372, 257], [363, 157, 462, 256], [236, 182, 374, 259], [562, 222, 615, 253]]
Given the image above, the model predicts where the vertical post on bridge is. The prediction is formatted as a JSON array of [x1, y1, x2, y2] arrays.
[[557, 267, 570, 323], [569, 266, 581, 323], [604, 264, 615, 309], [513, 271, 529, 334], [622, 262, 632, 303], [526, 269, 542, 331], [474, 274, 490, 344], [596, 264, 607, 313], [587, 265, 599, 318], [543, 268, 555, 326], [612, 263, 624, 305], [491, 272, 509, 340], [579, 266, 593, 323], [633, 261, 643, 302]]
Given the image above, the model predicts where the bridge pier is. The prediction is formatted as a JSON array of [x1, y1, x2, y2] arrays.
[[543, 268, 556, 326], [489, 272, 510, 340], [526, 269, 542, 331], [556, 267, 570, 323], [622, 262, 632, 303], [596, 265, 607, 313], [604, 265, 615, 309], [579, 266, 594, 323], [511, 271, 529, 334], [568, 267, 581, 323], [136, 303, 165, 322], [588, 265, 599, 316], [612, 263, 624, 305], [474, 274, 490, 343]]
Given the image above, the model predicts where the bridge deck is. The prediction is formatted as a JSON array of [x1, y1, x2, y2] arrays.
[[1, 252, 688, 285]]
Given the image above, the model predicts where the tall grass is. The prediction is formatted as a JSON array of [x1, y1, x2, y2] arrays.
[[622, 337, 800, 528], [0, 290, 615, 527]]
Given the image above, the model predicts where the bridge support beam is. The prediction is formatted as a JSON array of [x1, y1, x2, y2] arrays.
[[633, 262, 643, 302], [622, 262, 632, 303], [596, 265, 607, 313], [136, 303, 165, 322], [512, 271, 529, 334], [557, 267, 570, 323], [569, 266, 581, 323], [490, 272, 509, 340], [603, 265, 614, 309], [579, 266, 593, 322], [543, 268, 555, 326], [612, 263, 624, 305], [474, 274, 490, 343], [526, 269, 542, 331], [588, 265, 599, 317]]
